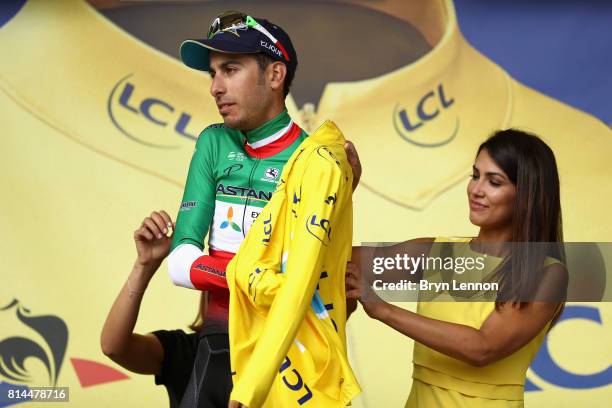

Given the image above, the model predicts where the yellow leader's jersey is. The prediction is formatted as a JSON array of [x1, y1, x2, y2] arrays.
[[1, 1, 611, 407], [226, 121, 360, 408]]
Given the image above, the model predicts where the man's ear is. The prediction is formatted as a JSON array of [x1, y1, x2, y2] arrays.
[[268, 61, 287, 92]]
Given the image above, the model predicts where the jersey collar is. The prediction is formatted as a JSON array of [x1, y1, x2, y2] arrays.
[[309, 0, 513, 210], [242, 109, 292, 147], [241, 109, 303, 159]]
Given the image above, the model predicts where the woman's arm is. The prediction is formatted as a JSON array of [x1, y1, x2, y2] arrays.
[[100, 211, 174, 375], [347, 262, 566, 366], [369, 300, 560, 366], [346, 238, 434, 315]]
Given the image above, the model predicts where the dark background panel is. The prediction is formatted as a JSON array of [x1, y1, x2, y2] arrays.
[[455, 0, 612, 124]]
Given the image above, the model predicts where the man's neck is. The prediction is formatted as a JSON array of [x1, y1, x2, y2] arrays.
[[242, 107, 292, 146], [245, 102, 286, 132]]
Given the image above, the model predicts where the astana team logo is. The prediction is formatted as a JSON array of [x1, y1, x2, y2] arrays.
[[220, 207, 241, 232]]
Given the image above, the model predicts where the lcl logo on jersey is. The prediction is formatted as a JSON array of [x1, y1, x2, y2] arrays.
[[108, 74, 204, 148], [306, 214, 332, 246], [393, 83, 459, 148]]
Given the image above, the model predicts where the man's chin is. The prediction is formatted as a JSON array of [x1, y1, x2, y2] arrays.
[[223, 118, 253, 132], [222, 116, 246, 130]]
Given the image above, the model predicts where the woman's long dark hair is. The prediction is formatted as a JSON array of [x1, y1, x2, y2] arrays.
[[478, 129, 566, 324]]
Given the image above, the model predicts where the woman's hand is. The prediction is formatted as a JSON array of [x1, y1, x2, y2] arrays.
[[100, 210, 173, 375], [345, 262, 388, 320], [344, 140, 362, 191], [134, 210, 175, 271]]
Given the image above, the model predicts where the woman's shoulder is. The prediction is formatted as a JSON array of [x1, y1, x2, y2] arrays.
[[543, 256, 564, 268]]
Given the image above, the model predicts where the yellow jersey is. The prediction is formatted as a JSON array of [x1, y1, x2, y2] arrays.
[[226, 121, 360, 407], [1, 1, 610, 407]]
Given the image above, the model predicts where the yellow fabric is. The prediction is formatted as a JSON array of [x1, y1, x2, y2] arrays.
[[226, 121, 360, 408], [406, 379, 523, 408], [409, 237, 559, 406], [0, 1, 200, 406], [318, 2, 612, 405], [1, 1, 611, 407]]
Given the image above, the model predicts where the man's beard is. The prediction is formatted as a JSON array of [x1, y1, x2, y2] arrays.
[[226, 92, 269, 131]]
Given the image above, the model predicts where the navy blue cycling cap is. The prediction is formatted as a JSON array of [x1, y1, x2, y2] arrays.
[[180, 11, 297, 75]]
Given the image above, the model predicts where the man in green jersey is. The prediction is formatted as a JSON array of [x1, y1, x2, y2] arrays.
[[166, 11, 360, 408]]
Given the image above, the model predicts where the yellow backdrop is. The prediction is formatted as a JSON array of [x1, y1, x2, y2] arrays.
[[1, 1, 610, 407]]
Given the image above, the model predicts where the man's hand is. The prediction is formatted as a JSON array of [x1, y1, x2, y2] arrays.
[[134, 210, 175, 271], [344, 140, 362, 191], [228, 400, 247, 408]]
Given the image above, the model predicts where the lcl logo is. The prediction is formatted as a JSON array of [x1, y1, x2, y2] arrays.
[[108, 74, 203, 148], [393, 83, 459, 148], [527, 305, 612, 391]]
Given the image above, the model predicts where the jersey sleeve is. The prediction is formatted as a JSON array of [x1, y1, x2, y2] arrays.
[[168, 129, 217, 289], [171, 129, 217, 251], [230, 150, 347, 407]]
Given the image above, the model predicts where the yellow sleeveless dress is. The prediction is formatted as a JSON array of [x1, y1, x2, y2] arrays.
[[407, 237, 561, 408]]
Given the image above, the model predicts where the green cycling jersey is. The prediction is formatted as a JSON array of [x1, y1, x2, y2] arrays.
[[171, 109, 308, 258]]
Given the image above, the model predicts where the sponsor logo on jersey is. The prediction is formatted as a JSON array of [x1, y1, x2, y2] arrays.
[[193, 262, 226, 278], [220, 206, 241, 232], [261, 167, 280, 183], [227, 151, 246, 161], [393, 83, 458, 147], [223, 164, 243, 176], [216, 184, 272, 201], [264, 167, 280, 179], [291, 191, 301, 218], [279, 355, 313, 404], [262, 213, 272, 244], [306, 214, 332, 245], [108, 74, 201, 147], [180, 201, 197, 211]]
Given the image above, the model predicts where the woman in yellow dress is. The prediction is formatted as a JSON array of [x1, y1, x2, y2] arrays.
[[346, 129, 568, 407]]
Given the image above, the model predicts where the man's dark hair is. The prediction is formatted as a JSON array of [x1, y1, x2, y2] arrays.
[[254, 53, 294, 98]]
